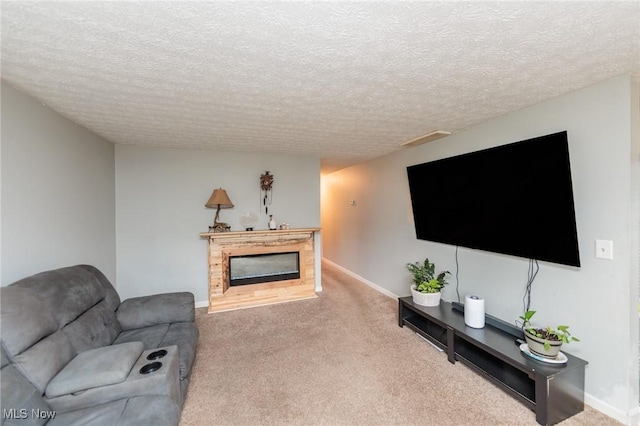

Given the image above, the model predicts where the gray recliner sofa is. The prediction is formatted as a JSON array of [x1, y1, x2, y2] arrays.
[[0, 265, 199, 425]]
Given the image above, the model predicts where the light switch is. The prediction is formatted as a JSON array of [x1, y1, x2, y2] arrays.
[[595, 239, 613, 260]]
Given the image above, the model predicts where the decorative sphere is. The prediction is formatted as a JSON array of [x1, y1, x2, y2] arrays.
[[240, 212, 258, 230]]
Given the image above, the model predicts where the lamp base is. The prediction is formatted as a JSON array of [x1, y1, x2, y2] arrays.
[[209, 222, 231, 232]]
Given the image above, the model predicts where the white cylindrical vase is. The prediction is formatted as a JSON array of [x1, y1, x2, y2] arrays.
[[464, 294, 485, 328]]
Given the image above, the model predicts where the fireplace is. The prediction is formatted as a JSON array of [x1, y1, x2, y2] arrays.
[[229, 252, 300, 286], [201, 228, 319, 313]]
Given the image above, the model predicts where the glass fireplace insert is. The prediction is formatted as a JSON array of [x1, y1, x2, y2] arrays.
[[228, 252, 300, 286]]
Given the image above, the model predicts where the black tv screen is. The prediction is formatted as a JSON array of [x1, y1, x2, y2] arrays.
[[406, 131, 580, 267]]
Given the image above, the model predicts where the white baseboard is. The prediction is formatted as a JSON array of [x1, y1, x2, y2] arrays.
[[322, 258, 638, 425], [585, 393, 639, 425], [626, 405, 640, 426], [321, 257, 399, 300], [195, 300, 209, 308]]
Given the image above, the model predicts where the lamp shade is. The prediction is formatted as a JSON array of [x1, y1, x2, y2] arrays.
[[205, 188, 234, 208]]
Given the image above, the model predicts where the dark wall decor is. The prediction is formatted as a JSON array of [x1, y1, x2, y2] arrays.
[[260, 171, 274, 214]]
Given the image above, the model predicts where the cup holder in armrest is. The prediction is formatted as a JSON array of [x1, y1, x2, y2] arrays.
[[139, 362, 162, 375], [147, 349, 168, 360]]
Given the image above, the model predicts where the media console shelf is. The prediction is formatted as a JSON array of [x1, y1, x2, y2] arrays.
[[398, 297, 588, 426]]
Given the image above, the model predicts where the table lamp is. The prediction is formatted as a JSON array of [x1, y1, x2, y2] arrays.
[[205, 188, 234, 232]]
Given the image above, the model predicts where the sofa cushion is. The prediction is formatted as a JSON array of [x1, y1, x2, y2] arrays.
[[113, 324, 170, 349], [11, 266, 106, 329], [0, 286, 57, 356], [48, 396, 180, 426], [13, 331, 76, 394], [116, 292, 195, 331], [62, 299, 121, 352], [1, 346, 53, 426], [160, 322, 199, 382], [76, 265, 121, 311], [46, 342, 144, 398], [1, 366, 53, 426], [49, 398, 129, 426]]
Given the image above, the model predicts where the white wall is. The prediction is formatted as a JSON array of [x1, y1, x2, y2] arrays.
[[115, 145, 320, 303], [1, 82, 116, 285], [322, 75, 640, 421]]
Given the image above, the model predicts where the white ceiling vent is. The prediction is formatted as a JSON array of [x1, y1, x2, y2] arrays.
[[401, 131, 452, 148]]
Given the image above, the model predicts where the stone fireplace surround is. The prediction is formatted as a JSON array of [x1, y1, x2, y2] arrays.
[[200, 228, 319, 313]]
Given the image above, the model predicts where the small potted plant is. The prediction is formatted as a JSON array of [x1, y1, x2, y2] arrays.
[[519, 310, 579, 358], [406, 258, 450, 307]]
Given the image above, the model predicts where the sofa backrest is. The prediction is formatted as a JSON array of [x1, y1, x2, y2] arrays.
[[0, 265, 122, 394], [60, 265, 122, 352]]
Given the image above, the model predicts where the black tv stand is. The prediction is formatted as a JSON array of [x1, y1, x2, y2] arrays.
[[399, 297, 588, 425]]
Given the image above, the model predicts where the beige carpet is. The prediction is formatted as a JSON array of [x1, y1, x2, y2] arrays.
[[180, 264, 620, 426]]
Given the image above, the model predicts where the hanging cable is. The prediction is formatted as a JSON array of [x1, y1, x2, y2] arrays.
[[455, 246, 461, 303], [522, 258, 539, 314]]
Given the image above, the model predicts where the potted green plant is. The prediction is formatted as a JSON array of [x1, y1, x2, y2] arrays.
[[406, 258, 450, 307], [519, 310, 579, 358]]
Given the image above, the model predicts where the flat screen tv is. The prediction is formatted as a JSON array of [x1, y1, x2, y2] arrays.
[[406, 131, 580, 267]]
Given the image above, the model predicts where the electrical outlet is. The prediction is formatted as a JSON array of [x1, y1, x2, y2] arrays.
[[595, 239, 613, 260]]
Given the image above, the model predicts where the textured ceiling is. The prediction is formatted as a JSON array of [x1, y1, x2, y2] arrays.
[[2, 2, 639, 173]]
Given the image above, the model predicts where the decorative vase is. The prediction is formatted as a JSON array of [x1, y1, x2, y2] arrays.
[[524, 331, 563, 358], [268, 215, 277, 230], [410, 285, 441, 307]]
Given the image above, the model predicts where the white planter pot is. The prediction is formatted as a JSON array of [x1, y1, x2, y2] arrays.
[[524, 331, 563, 358], [410, 285, 441, 307]]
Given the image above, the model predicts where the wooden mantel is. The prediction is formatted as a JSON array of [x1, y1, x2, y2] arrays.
[[200, 228, 320, 239], [200, 228, 320, 313]]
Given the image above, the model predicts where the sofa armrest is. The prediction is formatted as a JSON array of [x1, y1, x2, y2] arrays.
[[116, 292, 195, 331], [46, 342, 143, 398]]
